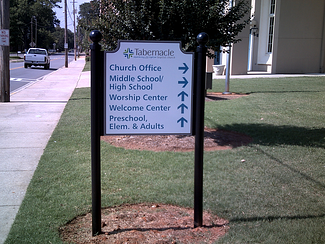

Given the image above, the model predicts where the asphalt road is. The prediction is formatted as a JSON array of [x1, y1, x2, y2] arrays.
[[10, 54, 75, 94]]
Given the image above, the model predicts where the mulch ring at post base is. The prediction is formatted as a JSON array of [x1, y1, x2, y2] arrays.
[[59, 203, 229, 244]]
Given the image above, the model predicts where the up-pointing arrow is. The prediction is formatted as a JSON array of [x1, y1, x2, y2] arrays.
[[178, 91, 188, 101], [177, 117, 188, 127], [178, 77, 188, 88], [177, 103, 188, 114], [178, 63, 189, 74]]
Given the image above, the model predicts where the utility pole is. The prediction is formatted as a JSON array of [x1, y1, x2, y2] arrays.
[[31, 17, 33, 47], [64, 0, 68, 67], [30, 16, 36, 48], [77, 23, 79, 57], [0, 0, 10, 102], [35, 17, 37, 47], [73, 0, 77, 61]]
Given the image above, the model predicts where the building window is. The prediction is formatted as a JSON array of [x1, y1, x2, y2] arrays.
[[267, 0, 275, 53], [214, 48, 221, 65]]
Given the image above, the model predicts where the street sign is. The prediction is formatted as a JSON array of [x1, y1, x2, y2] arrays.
[[0, 29, 9, 46], [104, 41, 194, 135]]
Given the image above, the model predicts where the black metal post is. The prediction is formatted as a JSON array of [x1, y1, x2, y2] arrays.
[[194, 32, 209, 228], [90, 30, 103, 236]]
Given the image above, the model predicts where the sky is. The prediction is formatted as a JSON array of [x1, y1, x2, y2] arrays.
[[54, 0, 90, 31]]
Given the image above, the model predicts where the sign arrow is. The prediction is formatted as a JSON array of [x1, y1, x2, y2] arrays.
[[177, 103, 188, 114], [178, 63, 189, 74], [178, 77, 188, 88], [178, 91, 188, 101], [177, 117, 188, 127]]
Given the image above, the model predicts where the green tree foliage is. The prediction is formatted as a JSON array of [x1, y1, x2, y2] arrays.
[[78, 2, 100, 27], [51, 27, 74, 51], [10, 0, 60, 51], [77, 2, 101, 52], [80, 0, 250, 54]]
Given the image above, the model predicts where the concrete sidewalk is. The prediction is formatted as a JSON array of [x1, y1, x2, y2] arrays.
[[0, 57, 89, 244]]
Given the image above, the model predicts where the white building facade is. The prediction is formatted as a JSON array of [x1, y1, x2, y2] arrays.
[[212, 0, 325, 75]]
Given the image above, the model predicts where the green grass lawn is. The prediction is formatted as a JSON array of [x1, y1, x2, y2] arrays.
[[9, 56, 23, 61], [5, 76, 325, 243], [83, 57, 90, 72]]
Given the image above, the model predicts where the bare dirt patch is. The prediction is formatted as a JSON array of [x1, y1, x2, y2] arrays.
[[60, 203, 229, 244], [102, 128, 252, 152]]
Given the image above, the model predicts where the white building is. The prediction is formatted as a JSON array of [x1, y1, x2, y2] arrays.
[[211, 0, 325, 75]]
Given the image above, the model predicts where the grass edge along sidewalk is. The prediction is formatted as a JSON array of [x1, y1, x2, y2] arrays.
[[5, 76, 325, 243]]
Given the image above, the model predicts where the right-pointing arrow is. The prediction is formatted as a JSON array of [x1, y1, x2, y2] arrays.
[[178, 63, 189, 74], [178, 77, 188, 88]]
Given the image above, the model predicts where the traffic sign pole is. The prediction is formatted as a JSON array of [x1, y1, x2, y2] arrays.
[[194, 32, 209, 228]]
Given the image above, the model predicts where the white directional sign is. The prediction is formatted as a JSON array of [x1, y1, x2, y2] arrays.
[[105, 41, 194, 135]]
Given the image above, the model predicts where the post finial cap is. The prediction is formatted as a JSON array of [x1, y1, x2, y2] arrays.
[[89, 30, 102, 43], [197, 32, 209, 45]]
